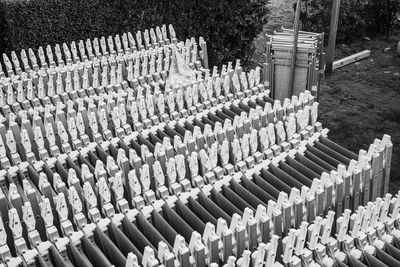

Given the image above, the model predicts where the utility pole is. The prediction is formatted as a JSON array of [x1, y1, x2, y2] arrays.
[[288, 0, 302, 97], [326, 0, 341, 75]]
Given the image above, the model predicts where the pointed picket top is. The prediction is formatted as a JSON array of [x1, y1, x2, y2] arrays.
[[166, 157, 177, 184], [222, 75, 230, 96], [33, 126, 45, 150], [153, 160, 165, 187], [88, 112, 98, 134], [294, 221, 309, 255], [83, 181, 98, 209], [266, 123, 276, 146], [351, 207, 364, 239], [202, 222, 218, 247], [380, 194, 392, 223], [284, 114, 296, 141], [127, 32, 135, 49], [56, 121, 68, 145], [175, 154, 186, 181], [308, 216, 323, 250], [266, 235, 279, 267], [337, 209, 351, 242], [97, 177, 111, 204], [240, 72, 248, 91], [23, 202, 36, 232], [259, 127, 270, 151], [320, 211, 335, 245], [20, 128, 31, 154], [15, 81, 24, 102], [106, 156, 117, 175], [20, 49, 29, 66], [74, 166, 87, 188], [8, 208, 22, 239], [70, 41, 78, 59], [130, 101, 139, 123], [40, 198, 54, 227], [140, 164, 151, 192], [188, 152, 199, 178], [68, 186, 83, 214], [55, 193, 69, 222], [283, 229, 297, 263], [5, 129, 16, 154], [158, 240, 174, 264], [93, 160, 105, 182], [128, 170, 142, 198]]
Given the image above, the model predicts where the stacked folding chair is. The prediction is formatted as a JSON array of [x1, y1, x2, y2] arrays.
[[264, 28, 325, 102], [0, 24, 397, 267]]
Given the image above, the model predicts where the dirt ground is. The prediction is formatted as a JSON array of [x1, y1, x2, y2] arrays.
[[254, 0, 400, 194], [319, 35, 400, 194]]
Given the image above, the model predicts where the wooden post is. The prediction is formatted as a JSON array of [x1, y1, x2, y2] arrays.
[[199, 37, 209, 69], [288, 0, 301, 97], [325, 0, 341, 75]]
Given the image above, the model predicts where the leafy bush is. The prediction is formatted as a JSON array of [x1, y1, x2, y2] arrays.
[[364, 0, 400, 39], [299, 0, 400, 43], [0, 0, 269, 67]]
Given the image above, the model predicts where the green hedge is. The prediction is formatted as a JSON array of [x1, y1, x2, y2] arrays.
[[0, 0, 269, 67], [298, 0, 400, 43]]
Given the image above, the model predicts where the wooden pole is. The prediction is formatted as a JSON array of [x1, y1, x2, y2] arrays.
[[325, 0, 341, 75], [288, 0, 301, 98]]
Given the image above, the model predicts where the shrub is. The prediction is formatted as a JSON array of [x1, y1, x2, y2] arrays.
[[0, 0, 270, 67], [299, 0, 400, 43], [364, 0, 400, 39]]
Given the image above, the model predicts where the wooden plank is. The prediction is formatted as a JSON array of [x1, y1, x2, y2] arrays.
[[332, 50, 371, 70], [325, 0, 341, 75]]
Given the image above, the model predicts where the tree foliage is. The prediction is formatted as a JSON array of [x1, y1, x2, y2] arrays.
[[299, 0, 400, 42], [0, 0, 270, 66]]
